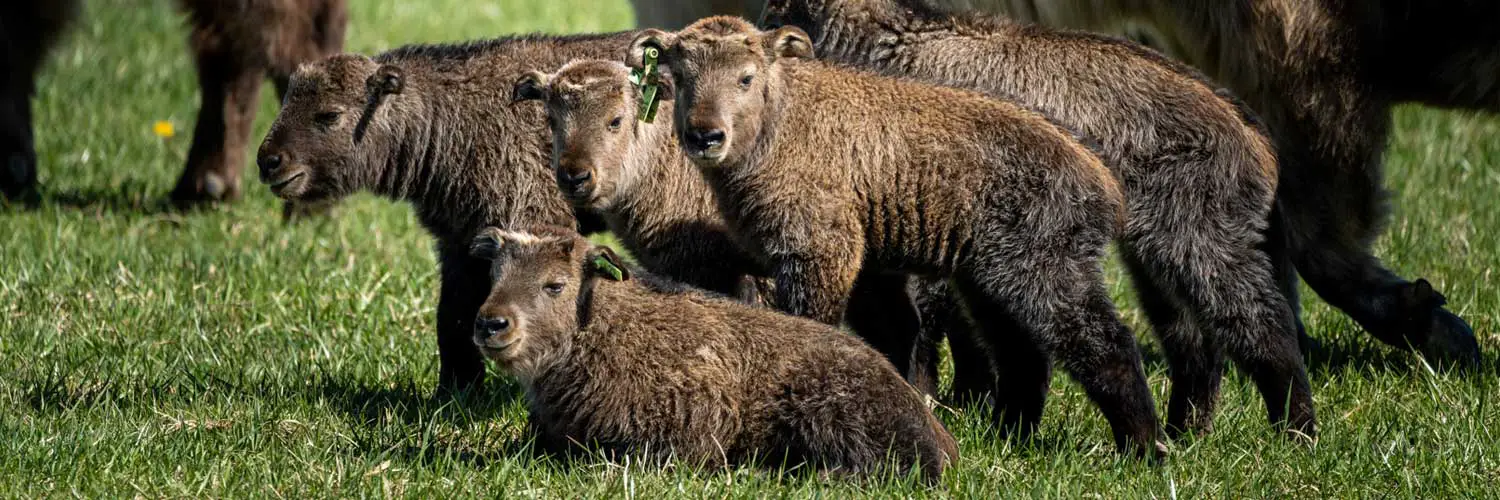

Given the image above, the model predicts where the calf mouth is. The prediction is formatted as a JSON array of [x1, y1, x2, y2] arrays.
[[267, 171, 308, 198], [682, 145, 726, 164], [561, 186, 602, 208], [473, 334, 518, 353]]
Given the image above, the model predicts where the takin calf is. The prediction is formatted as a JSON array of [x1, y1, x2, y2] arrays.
[[761, 0, 1314, 439], [256, 32, 641, 395], [510, 58, 933, 373], [468, 225, 958, 482], [927, 0, 1486, 369], [634, 17, 1163, 456]]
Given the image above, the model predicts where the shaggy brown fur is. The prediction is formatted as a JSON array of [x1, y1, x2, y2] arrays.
[[511, 59, 934, 374], [0, 0, 346, 207], [915, 0, 1486, 367], [635, 17, 1163, 455], [256, 32, 639, 394], [761, 0, 1315, 439], [468, 225, 958, 481]]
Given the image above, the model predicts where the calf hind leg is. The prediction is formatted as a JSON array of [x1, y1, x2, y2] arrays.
[[955, 272, 1161, 456], [951, 290, 1050, 440], [1128, 236, 1315, 439], [1121, 250, 1224, 438]]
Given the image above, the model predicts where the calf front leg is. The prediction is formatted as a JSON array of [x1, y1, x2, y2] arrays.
[[435, 246, 491, 395], [768, 232, 863, 326]]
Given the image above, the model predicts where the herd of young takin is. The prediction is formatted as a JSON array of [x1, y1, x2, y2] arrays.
[[9, 0, 1493, 484]]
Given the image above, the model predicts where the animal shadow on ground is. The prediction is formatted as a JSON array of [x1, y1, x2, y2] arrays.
[[305, 373, 526, 426], [5, 180, 184, 215], [1127, 326, 1488, 381], [309, 373, 549, 468]]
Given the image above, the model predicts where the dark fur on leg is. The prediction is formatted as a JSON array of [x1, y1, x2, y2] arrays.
[[172, 0, 348, 207], [435, 246, 491, 395], [844, 271, 922, 377], [0, 0, 79, 201]]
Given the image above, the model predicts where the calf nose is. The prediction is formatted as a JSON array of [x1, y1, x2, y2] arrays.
[[258, 153, 283, 177], [558, 169, 592, 194], [683, 127, 725, 150], [474, 316, 511, 339]]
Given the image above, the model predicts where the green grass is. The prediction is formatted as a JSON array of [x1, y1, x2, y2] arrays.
[[2, 0, 1498, 496]]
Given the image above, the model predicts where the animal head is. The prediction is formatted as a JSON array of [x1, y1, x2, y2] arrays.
[[256, 53, 407, 203], [627, 17, 813, 166], [512, 59, 673, 210], [467, 225, 631, 376]]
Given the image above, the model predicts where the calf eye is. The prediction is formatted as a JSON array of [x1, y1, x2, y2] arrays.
[[608, 116, 623, 131], [314, 111, 341, 126], [739, 74, 754, 88], [543, 283, 565, 296]]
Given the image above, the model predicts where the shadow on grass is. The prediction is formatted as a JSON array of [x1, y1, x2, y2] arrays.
[[303, 373, 527, 427], [17, 180, 183, 214]]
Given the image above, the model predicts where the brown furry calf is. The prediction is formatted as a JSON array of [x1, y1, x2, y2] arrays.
[[512, 60, 764, 299], [634, 17, 1164, 455], [255, 32, 641, 394], [0, 0, 346, 207], [467, 225, 957, 482], [509, 59, 930, 371], [761, 0, 1315, 438]]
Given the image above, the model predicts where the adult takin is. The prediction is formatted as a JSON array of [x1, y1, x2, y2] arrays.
[[1, 0, 347, 207], [631, 17, 1163, 456], [509, 58, 934, 374], [255, 32, 641, 395], [467, 225, 958, 482], [760, 0, 1315, 439]]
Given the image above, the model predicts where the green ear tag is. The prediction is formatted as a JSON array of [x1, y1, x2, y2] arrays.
[[592, 255, 625, 281], [628, 47, 661, 123]]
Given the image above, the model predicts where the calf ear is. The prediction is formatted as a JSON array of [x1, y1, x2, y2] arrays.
[[654, 71, 675, 101], [355, 64, 403, 143], [512, 70, 550, 103], [586, 245, 631, 282], [470, 227, 506, 260], [765, 26, 813, 60], [628, 29, 675, 70], [367, 64, 404, 96]]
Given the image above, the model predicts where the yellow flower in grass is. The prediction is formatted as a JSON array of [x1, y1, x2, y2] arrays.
[[152, 120, 175, 138]]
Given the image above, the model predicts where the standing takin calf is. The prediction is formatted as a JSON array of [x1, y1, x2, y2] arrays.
[[255, 32, 641, 395], [511, 60, 764, 299], [0, 0, 346, 207], [761, 0, 1314, 439], [468, 225, 958, 482], [928, 0, 1486, 369], [509, 59, 929, 372], [633, 17, 1163, 456]]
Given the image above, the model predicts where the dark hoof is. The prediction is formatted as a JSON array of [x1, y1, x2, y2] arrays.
[[1381, 279, 1481, 371], [170, 172, 240, 209], [1417, 307, 1480, 371]]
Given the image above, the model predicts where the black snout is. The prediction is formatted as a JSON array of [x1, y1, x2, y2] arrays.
[[683, 128, 725, 151], [258, 153, 283, 178], [558, 169, 593, 195], [474, 316, 511, 339]]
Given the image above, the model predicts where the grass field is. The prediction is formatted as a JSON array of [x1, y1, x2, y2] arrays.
[[2, 0, 1498, 496]]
